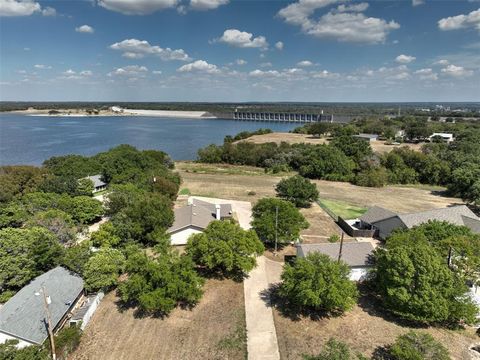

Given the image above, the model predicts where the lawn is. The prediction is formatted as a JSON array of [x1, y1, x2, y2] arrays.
[[318, 198, 367, 220], [70, 279, 246, 360]]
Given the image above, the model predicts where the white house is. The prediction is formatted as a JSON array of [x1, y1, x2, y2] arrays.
[[296, 242, 375, 281], [167, 198, 233, 245], [0, 267, 84, 348], [429, 132, 454, 143]]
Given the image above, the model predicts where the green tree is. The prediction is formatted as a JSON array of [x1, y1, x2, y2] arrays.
[[275, 175, 319, 207], [26, 209, 77, 245], [373, 239, 478, 325], [62, 241, 92, 276], [279, 253, 358, 315], [354, 167, 388, 188], [0, 340, 50, 360], [330, 136, 373, 163], [70, 196, 103, 224], [118, 249, 204, 315], [389, 331, 450, 360], [83, 248, 126, 291], [186, 220, 264, 278], [76, 178, 94, 196], [303, 338, 367, 360], [90, 222, 121, 248], [251, 198, 309, 245]]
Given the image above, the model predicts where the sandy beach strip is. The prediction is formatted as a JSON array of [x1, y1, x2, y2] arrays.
[[122, 109, 216, 118]]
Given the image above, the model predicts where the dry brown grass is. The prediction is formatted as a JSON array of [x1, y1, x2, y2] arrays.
[[70, 279, 246, 360], [273, 300, 477, 360], [237, 132, 424, 154]]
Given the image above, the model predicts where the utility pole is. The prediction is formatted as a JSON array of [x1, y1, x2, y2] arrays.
[[42, 287, 56, 360], [337, 232, 344, 263], [274, 206, 279, 256]]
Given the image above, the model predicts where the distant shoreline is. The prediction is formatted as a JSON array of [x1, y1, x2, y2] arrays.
[[7, 108, 217, 119]]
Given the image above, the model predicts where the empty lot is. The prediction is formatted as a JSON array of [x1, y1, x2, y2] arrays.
[[70, 279, 246, 360]]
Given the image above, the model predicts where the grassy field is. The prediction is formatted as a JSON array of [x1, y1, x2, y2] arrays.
[[237, 132, 424, 154], [318, 199, 367, 220], [70, 279, 246, 360]]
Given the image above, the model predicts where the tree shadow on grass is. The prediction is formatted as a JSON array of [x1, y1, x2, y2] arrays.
[[259, 283, 341, 322], [356, 284, 429, 330], [195, 267, 246, 283]]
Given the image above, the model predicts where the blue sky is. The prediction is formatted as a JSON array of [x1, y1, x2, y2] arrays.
[[0, 0, 479, 102]]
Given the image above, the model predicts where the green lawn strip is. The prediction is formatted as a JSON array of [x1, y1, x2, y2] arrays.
[[318, 199, 367, 220]]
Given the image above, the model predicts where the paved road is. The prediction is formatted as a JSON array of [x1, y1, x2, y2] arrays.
[[244, 256, 280, 360]]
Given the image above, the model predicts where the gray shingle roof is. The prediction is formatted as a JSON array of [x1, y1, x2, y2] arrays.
[[359, 206, 397, 224], [354, 133, 379, 140], [398, 205, 479, 229], [82, 175, 106, 188], [296, 242, 375, 267], [0, 267, 84, 345], [167, 199, 232, 233]]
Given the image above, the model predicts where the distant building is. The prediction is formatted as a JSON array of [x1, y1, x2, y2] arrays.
[[0, 267, 84, 348], [167, 198, 233, 245], [353, 133, 379, 142], [429, 133, 454, 143], [357, 205, 480, 240], [296, 242, 375, 281], [81, 175, 107, 193]]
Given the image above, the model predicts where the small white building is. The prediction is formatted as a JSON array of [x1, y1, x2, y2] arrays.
[[353, 133, 379, 142], [296, 242, 375, 281], [429, 132, 454, 143], [167, 198, 233, 245]]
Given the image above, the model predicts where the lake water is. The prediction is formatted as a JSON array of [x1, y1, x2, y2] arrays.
[[0, 114, 298, 165]]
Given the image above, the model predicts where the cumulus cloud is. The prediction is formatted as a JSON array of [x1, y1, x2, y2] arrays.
[[0, 0, 56, 17], [236, 59, 247, 65], [110, 38, 191, 61], [297, 60, 313, 67], [177, 60, 220, 74], [414, 68, 438, 80], [34, 64, 51, 69], [395, 54, 416, 63], [278, 0, 399, 44], [152, 70, 162, 74], [97, 0, 178, 15], [275, 41, 284, 50], [108, 65, 149, 76], [441, 64, 473, 77], [438, 8, 480, 32], [412, 0, 424, 6], [75, 25, 94, 34], [189, 0, 228, 10], [216, 29, 268, 49], [434, 59, 449, 66]]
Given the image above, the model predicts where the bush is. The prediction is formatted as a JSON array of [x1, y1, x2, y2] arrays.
[[83, 248, 126, 291], [275, 175, 319, 207], [53, 326, 82, 360], [279, 253, 358, 315], [389, 331, 450, 360], [328, 234, 340, 243], [354, 168, 388, 188], [303, 338, 367, 360]]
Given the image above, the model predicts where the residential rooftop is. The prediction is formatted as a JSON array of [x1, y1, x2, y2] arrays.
[[296, 242, 375, 267]]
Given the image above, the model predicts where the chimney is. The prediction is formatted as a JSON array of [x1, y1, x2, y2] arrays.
[[215, 204, 221, 220]]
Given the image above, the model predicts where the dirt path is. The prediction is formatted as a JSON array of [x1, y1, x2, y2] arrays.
[[244, 256, 280, 360]]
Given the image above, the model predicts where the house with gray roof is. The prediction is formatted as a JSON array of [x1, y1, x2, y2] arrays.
[[353, 133, 379, 142], [359, 205, 480, 239], [167, 198, 233, 245], [296, 242, 375, 281], [81, 175, 107, 193], [0, 267, 84, 348]]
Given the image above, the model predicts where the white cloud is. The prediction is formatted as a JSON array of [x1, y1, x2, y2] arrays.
[[275, 41, 284, 50], [216, 29, 268, 49], [110, 38, 190, 61], [414, 68, 438, 80], [0, 0, 51, 17], [97, 0, 178, 15], [395, 54, 416, 63], [152, 70, 162, 75], [75, 25, 94, 34], [236, 59, 247, 65], [108, 65, 149, 76], [249, 69, 280, 77], [260, 62, 272, 67], [41, 6, 55, 16], [438, 8, 480, 32], [23, 47, 30, 51], [177, 60, 220, 74], [434, 59, 449, 66], [412, 0, 424, 6], [189, 0, 228, 10], [336, 2, 369, 12], [34, 64, 51, 69], [278, 0, 399, 44], [297, 60, 313, 67], [311, 69, 338, 78], [80, 70, 93, 76], [63, 69, 76, 75], [441, 64, 473, 77]]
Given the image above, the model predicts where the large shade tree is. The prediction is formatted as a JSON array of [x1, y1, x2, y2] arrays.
[[275, 175, 319, 208]]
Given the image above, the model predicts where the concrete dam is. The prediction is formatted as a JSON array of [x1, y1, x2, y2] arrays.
[[232, 111, 351, 123]]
